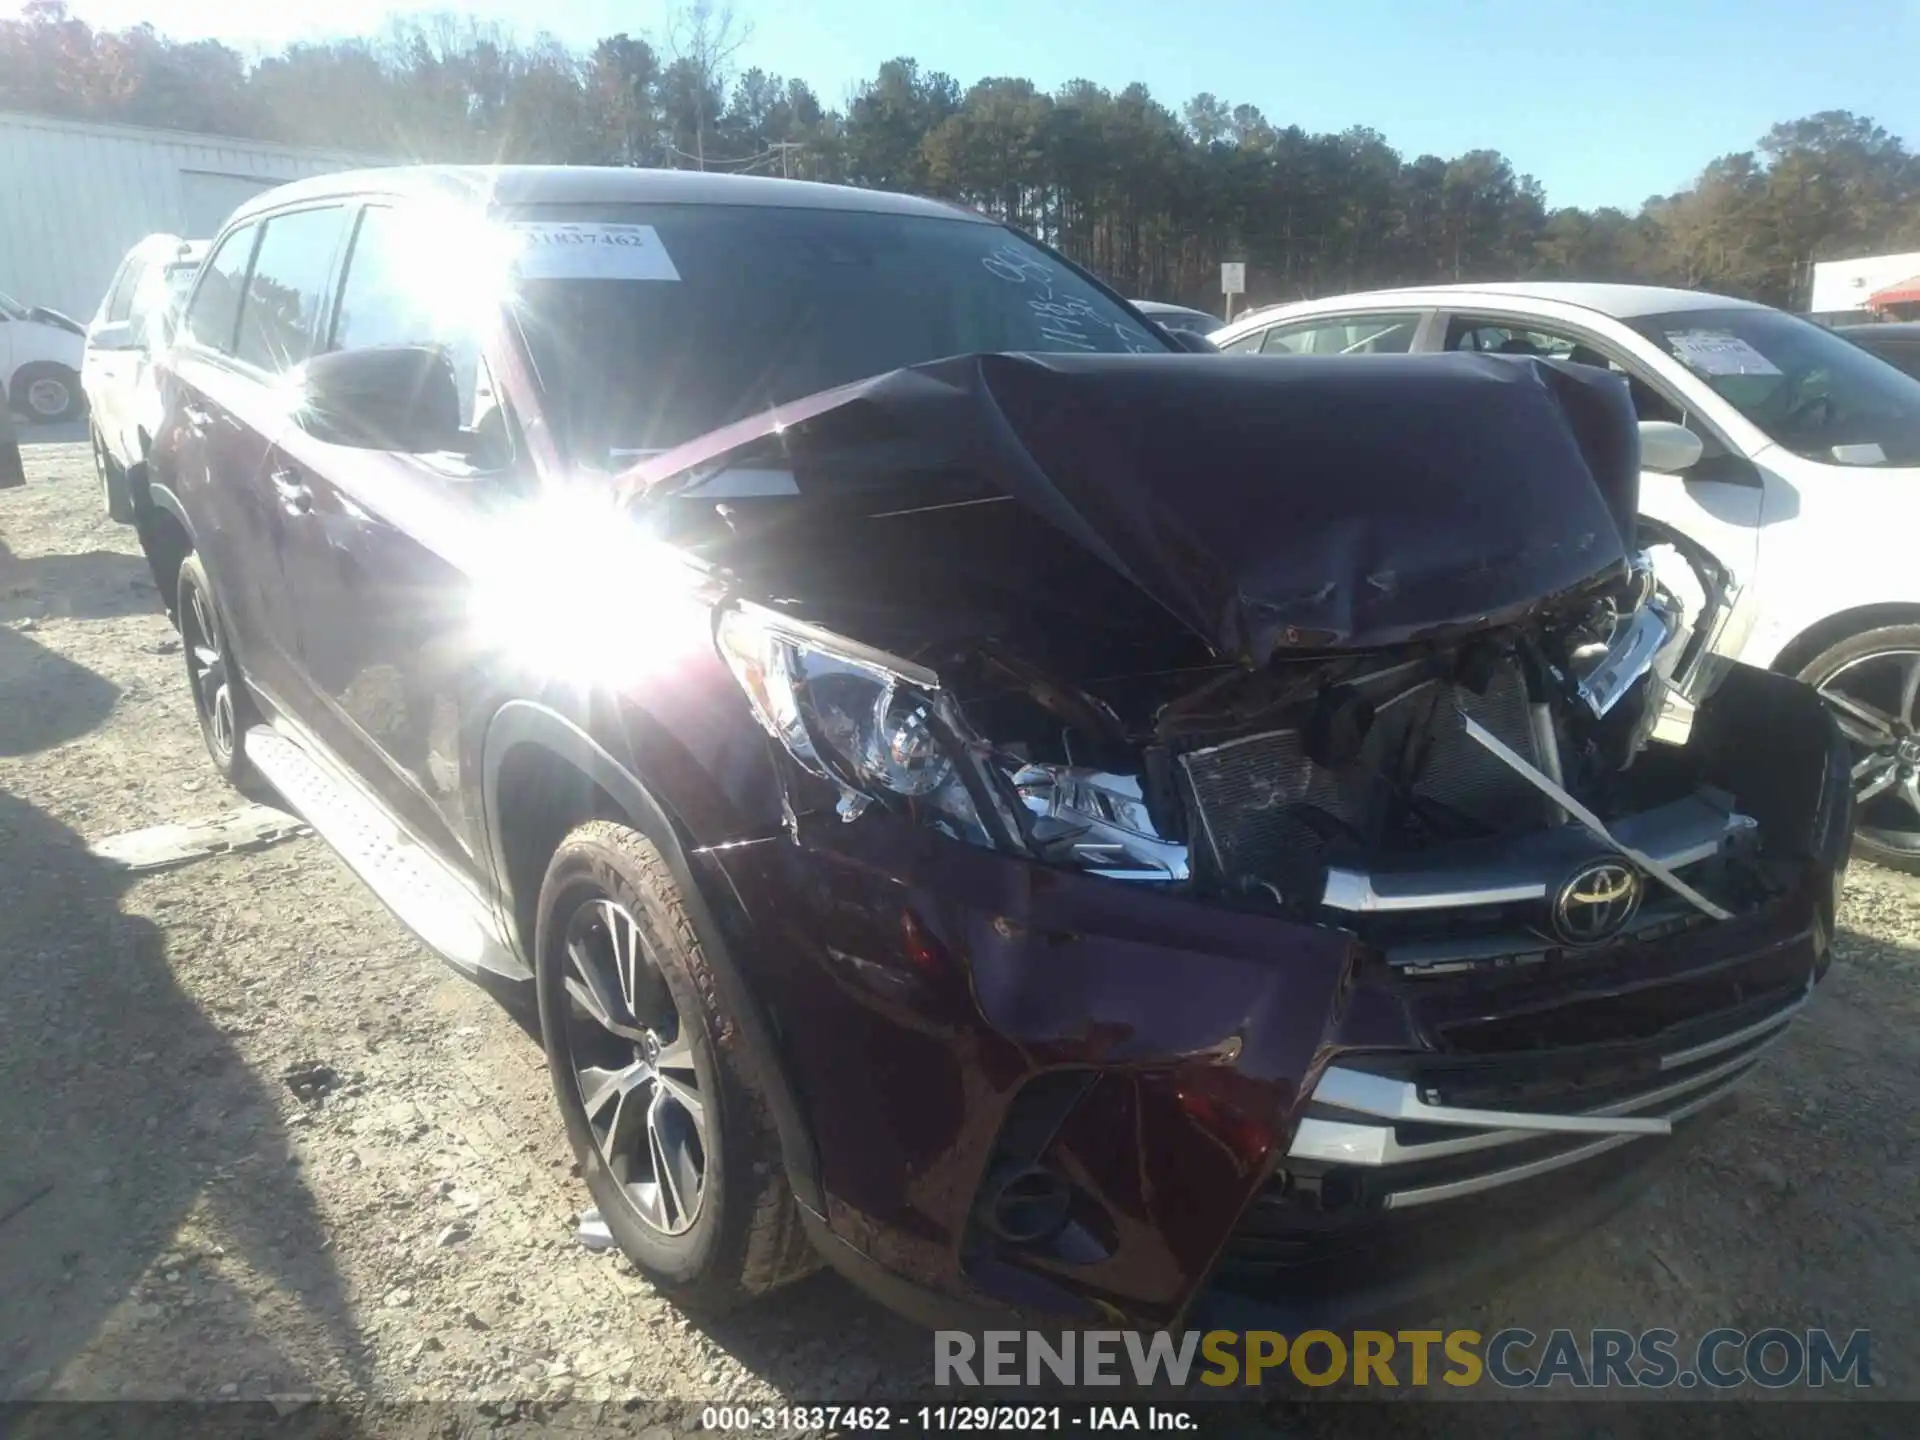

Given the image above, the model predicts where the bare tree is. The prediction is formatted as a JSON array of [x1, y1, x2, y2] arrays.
[[664, 1, 750, 169]]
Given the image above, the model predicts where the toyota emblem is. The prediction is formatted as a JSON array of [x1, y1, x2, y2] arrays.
[[1550, 857, 1643, 946]]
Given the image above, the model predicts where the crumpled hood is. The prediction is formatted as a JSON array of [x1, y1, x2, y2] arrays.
[[632, 350, 1641, 665]]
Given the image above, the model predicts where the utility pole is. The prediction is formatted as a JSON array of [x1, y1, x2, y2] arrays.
[[770, 141, 801, 178]]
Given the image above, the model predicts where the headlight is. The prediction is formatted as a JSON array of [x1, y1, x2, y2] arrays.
[[716, 606, 988, 835], [715, 604, 1188, 881]]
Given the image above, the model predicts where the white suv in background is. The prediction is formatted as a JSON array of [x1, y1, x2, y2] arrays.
[[82, 234, 207, 522], [1213, 283, 1920, 871]]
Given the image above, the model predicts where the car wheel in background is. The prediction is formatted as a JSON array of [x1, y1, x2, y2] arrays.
[[534, 820, 813, 1310], [94, 426, 135, 522], [1800, 623, 1920, 874], [11, 362, 84, 423], [176, 552, 260, 790]]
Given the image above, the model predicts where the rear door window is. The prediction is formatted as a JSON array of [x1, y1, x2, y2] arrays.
[[183, 225, 260, 355], [234, 206, 350, 373]]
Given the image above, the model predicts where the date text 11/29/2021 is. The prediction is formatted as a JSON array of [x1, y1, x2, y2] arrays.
[[699, 1406, 1197, 1432]]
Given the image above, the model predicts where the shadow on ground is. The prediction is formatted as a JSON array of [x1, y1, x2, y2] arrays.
[[0, 789, 367, 1399], [0, 626, 119, 757], [0, 536, 160, 626]]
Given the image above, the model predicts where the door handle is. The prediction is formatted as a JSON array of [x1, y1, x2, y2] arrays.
[[271, 468, 312, 515]]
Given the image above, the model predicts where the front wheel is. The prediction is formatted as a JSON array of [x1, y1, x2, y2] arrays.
[[1799, 623, 1920, 874], [534, 820, 813, 1309], [176, 553, 259, 790]]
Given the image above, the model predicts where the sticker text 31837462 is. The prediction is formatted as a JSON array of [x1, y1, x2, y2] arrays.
[[508, 223, 683, 282]]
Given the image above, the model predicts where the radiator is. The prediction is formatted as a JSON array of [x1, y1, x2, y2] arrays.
[[1180, 662, 1543, 884]]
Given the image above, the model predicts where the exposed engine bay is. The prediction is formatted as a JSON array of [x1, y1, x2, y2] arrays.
[[709, 533, 1756, 965], [638, 350, 1831, 968]]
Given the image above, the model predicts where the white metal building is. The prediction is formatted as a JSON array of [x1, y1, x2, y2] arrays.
[[0, 111, 376, 321], [1808, 249, 1920, 320]]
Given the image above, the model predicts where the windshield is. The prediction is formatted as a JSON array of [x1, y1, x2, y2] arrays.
[[499, 203, 1166, 464], [1630, 306, 1920, 467]]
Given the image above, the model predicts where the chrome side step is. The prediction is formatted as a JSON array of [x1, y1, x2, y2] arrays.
[[244, 724, 530, 982]]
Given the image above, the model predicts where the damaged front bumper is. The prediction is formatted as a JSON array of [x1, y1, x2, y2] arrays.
[[704, 662, 1853, 1331]]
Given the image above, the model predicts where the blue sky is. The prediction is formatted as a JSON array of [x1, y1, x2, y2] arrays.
[[61, 0, 1920, 210]]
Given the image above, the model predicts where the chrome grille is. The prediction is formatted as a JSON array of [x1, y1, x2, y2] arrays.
[[1180, 660, 1543, 883]]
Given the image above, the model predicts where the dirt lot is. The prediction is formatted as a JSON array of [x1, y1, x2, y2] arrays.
[[2, 440, 1917, 1433]]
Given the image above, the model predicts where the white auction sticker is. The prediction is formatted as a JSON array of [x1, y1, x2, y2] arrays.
[[509, 223, 681, 281], [1665, 331, 1781, 378]]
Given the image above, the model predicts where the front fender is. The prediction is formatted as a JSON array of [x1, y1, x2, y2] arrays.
[[479, 700, 824, 1213]]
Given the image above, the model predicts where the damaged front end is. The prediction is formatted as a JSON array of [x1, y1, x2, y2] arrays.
[[639, 351, 1853, 1327]]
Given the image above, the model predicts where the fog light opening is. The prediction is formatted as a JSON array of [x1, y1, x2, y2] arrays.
[[981, 1165, 1073, 1247]]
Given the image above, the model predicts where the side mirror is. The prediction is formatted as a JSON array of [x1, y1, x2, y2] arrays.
[[1638, 419, 1704, 475], [1164, 327, 1220, 354], [297, 345, 461, 453], [89, 320, 139, 352]]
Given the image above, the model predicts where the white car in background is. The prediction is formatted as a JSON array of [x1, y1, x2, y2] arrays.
[[1, 289, 87, 424], [82, 234, 207, 522], [1213, 283, 1920, 870]]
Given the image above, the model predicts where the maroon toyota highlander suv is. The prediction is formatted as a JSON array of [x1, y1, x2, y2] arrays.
[[142, 165, 1852, 1331]]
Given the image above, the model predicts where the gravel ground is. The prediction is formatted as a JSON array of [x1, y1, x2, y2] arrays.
[[2, 441, 1916, 1435]]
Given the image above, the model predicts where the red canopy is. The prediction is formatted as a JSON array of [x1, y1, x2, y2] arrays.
[[1868, 273, 1920, 309]]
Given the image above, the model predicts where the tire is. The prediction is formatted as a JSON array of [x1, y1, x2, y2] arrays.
[[1797, 623, 1920, 874], [534, 820, 814, 1310], [176, 553, 260, 790], [11, 362, 84, 424], [95, 427, 135, 523]]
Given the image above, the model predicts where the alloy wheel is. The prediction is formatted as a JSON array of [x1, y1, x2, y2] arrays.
[[560, 896, 708, 1237], [182, 582, 235, 761], [1817, 648, 1920, 857]]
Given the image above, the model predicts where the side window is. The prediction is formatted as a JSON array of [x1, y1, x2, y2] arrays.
[[1447, 320, 1580, 360], [1445, 313, 1688, 428], [234, 206, 349, 373], [1263, 313, 1421, 355], [101, 258, 143, 325], [331, 205, 495, 442], [183, 225, 260, 355], [1218, 329, 1266, 354]]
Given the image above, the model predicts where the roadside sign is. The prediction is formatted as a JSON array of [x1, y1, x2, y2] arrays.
[[1221, 262, 1246, 296]]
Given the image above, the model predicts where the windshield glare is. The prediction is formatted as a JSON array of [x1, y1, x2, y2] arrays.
[[1631, 306, 1920, 467], [500, 204, 1165, 464]]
